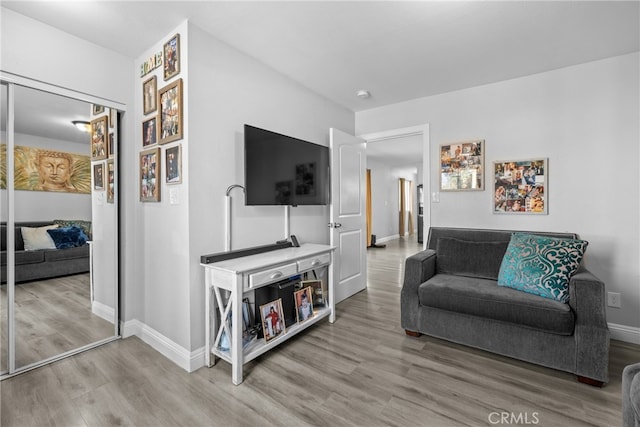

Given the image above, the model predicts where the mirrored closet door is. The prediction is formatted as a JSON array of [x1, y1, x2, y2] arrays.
[[0, 78, 120, 376]]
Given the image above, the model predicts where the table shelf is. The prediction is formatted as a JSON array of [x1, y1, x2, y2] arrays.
[[212, 307, 331, 364], [202, 243, 335, 385]]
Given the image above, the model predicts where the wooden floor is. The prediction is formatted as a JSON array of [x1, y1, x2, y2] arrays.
[[2, 236, 638, 426], [0, 274, 115, 369]]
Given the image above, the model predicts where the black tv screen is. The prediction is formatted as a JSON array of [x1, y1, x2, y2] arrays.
[[244, 125, 330, 206]]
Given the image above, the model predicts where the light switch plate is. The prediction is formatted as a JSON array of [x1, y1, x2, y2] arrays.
[[169, 188, 179, 205]]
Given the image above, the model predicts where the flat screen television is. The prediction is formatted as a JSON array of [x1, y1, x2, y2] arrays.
[[244, 124, 330, 206]]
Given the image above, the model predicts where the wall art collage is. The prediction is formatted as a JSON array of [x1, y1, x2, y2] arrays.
[[90, 105, 115, 203], [139, 33, 183, 203], [439, 139, 547, 215]]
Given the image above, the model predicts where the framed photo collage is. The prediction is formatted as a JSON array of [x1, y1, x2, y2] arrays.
[[439, 139, 548, 215], [140, 33, 183, 203], [90, 105, 116, 203]]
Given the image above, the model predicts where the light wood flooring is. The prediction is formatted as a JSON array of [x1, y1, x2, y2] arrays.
[[2, 236, 638, 426], [1, 273, 115, 370]]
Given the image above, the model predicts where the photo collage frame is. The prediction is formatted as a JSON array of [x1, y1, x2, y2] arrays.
[[91, 104, 116, 203], [439, 139, 549, 215], [139, 33, 183, 203]]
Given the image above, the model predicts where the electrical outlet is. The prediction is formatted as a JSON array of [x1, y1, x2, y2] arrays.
[[607, 292, 621, 308]]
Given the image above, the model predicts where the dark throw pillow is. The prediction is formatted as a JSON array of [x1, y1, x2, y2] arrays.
[[47, 226, 89, 249], [436, 237, 510, 280]]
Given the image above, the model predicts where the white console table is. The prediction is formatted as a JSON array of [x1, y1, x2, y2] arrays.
[[202, 243, 335, 385]]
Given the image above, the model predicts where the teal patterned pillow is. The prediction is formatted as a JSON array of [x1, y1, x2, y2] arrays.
[[497, 233, 588, 303]]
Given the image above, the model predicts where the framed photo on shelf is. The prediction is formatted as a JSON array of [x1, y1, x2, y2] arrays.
[[106, 159, 115, 203], [163, 33, 180, 80], [158, 78, 183, 145], [90, 116, 108, 160], [165, 144, 182, 184], [142, 75, 157, 115], [109, 108, 116, 129], [294, 287, 314, 323], [493, 158, 547, 214], [142, 117, 157, 147], [301, 279, 326, 308], [139, 147, 161, 202], [439, 139, 484, 191], [93, 163, 104, 190], [259, 298, 285, 343]]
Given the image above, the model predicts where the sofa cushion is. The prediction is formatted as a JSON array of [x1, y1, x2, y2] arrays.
[[21, 225, 59, 250], [418, 274, 575, 335], [43, 245, 89, 262], [1, 250, 46, 266], [2, 222, 58, 251], [47, 226, 89, 249], [498, 233, 588, 303], [436, 237, 509, 280]]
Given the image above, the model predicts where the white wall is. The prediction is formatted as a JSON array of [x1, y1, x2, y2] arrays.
[[356, 53, 640, 331], [187, 23, 354, 352], [133, 21, 192, 351], [367, 158, 418, 241], [90, 108, 118, 316]]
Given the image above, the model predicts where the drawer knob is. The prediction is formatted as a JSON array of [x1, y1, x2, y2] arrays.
[[311, 260, 321, 266], [270, 271, 283, 280]]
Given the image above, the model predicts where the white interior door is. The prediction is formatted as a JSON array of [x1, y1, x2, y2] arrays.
[[329, 128, 367, 303]]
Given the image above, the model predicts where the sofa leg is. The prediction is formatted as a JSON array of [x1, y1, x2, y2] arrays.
[[577, 376, 605, 387], [405, 330, 422, 337]]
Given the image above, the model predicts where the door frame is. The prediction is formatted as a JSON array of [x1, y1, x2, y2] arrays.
[[358, 124, 430, 250]]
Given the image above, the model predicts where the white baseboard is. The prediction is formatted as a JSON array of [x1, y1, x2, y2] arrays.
[[116, 319, 638, 375], [376, 234, 400, 244], [608, 322, 640, 344], [92, 301, 115, 324], [122, 319, 206, 372]]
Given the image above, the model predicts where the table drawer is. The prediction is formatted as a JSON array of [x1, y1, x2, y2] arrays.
[[297, 253, 331, 272], [248, 262, 298, 289]]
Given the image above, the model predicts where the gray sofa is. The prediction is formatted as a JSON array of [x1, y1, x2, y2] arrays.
[[1, 221, 90, 283], [402, 227, 610, 386], [623, 362, 640, 427]]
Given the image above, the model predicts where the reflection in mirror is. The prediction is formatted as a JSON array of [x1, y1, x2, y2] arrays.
[[1, 84, 118, 372], [1, 82, 7, 374]]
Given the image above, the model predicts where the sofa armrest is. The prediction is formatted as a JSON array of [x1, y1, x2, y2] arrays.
[[623, 363, 640, 427], [401, 249, 437, 331], [569, 268, 608, 328], [569, 267, 610, 383]]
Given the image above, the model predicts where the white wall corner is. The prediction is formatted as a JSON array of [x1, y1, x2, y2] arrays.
[[121, 319, 206, 372], [608, 322, 640, 345], [92, 301, 115, 324]]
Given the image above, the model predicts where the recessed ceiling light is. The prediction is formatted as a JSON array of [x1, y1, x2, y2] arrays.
[[356, 90, 371, 99]]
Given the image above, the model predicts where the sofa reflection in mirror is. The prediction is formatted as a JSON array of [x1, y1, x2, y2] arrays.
[[1, 220, 91, 283]]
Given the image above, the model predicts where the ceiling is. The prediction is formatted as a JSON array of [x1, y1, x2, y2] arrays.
[[2, 1, 639, 164]]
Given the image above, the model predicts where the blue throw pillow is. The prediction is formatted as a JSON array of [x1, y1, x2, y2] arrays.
[[46, 226, 89, 249], [497, 233, 588, 303]]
